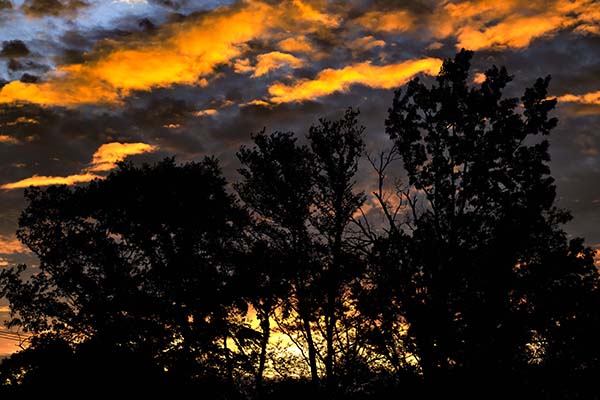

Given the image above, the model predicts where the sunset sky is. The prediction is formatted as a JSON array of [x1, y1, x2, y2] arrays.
[[0, 0, 598, 354]]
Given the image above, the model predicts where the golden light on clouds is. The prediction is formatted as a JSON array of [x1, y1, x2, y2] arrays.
[[354, 10, 414, 33], [194, 109, 219, 117], [1, 142, 157, 190], [0, 235, 28, 255], [87, 142, 157, 172], [0, 135, 18, 144], [558, 91, 600, 105], [277, 36, 313, 53], [291, 0, 339, 28], [455, 15, 567, 50], [0, 79, 119, 107], [0, 0, 595, 108], [433, 0, 600, 50], [351, 36, 386, 51], [253, 52, 306, 77], [473, 72, 487, 84], [0, 0, 274, 106], [356, 0, 600, 52], [0, 0, 341, 107], [267, 58, 443, 103], [0, 173, 101, 190]]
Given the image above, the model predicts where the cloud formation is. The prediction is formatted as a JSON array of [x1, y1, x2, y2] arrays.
[[267, 58, 442, 103], [252, 52, 306, 77], [0, 0, 340, 107], [21, 0, 88, 17], [558, 91, 600, 106], [1, 142, 157, 189], [0, 235, 28, 254], [353, 0, 599, 51]]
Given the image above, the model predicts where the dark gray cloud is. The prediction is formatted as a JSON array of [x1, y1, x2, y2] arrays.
[[0, 40, 29, 58], [21, 0, 88, 17]]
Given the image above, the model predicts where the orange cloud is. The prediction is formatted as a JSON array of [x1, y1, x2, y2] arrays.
[[87, 142, 157, 172], [1, 142, 157, 190], [356, 0, 600, 51], [0, 135, 18, 144], [0, 235, 28, 254], [354, 10, 414, 33], [0, 173, 100, 190], [0, 0, 340, 107], [253, 52, 306, 77], [241, 99, 272, 107], [473, 72, 487, 84], [194, 109, 219, 117], [433, 0, 600, 50], [557, 91, 600, 105], [5, 117, 39, 126], [455, 14, 568, 50], [267, 57, 442, 103], [292, 0, 339, 28], [0, 1, 274, 106], [351, 36, 386, 51], [278, 36, 313, 53]]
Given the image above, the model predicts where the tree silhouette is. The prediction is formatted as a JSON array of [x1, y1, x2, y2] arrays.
[[307, 109, 365, 392], [0, 51, 598, 398], [237, 110, 366, 393], [237, 130, 322, 384], [364, 49, 600, 394], [0, 158, 249, 391]]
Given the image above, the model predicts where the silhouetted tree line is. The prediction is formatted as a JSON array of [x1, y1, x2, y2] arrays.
[[1, 51, 599, 398]]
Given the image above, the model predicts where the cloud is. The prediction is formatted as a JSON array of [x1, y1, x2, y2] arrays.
[[267, 57, 442, 103], [473, 72, 486, 84], [87, 142, 157, 172], [252, 51, 306, 77], [0, 173, 100, 189], [353, 0, 600, 51], [436, 0, 600, 50], [194, 109, 219, 117], [277, 36, 313, 53], [351, 36, 386, 52], [0, 41, 30, 58], [291, 0, 339, 28], [0, 0, 342, 107], [454, 14, 569, 50], [1, 1, 274, 106], [0, 135, 18, 144], [1, 142, 157, 189], [353, 10, 414, 33], [21, 0, 88, 17], [558, 91, 600, 106], [0, 235, 28, 254]]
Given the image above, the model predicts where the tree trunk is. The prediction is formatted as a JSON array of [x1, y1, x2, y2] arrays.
[[325, 225, 343, 394], [223, 335, 234, 385], [303, 314, 319, 383], [256, 309, 270, 396]]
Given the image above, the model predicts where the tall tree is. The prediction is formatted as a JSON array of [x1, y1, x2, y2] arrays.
[[308, 109, 366, 392], [237, 111, 366, 392], [237, 130, 321, 384], [373, 49, 600, 392], [0, 158, 248, 390]]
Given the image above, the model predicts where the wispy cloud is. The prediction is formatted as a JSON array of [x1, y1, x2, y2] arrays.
[[1, 142, 157, 189], [267, 58, 442, 103], [558, 91, 600, 106]]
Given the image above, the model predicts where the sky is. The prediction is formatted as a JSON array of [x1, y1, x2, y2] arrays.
[[0, 0, 598, 354]]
